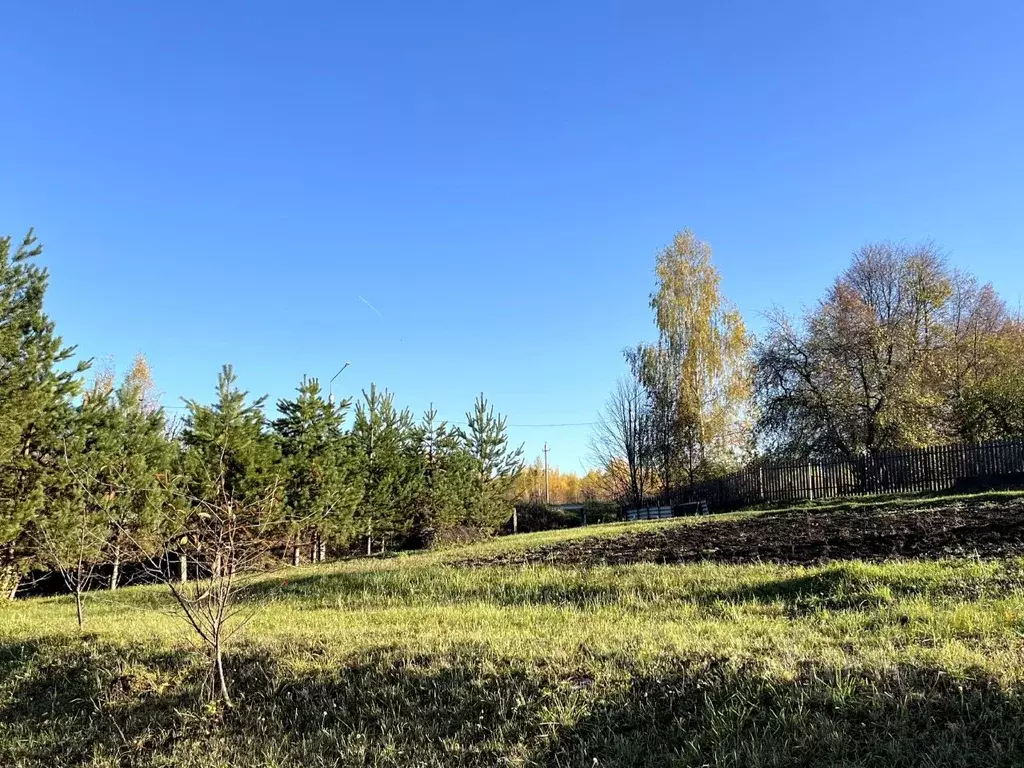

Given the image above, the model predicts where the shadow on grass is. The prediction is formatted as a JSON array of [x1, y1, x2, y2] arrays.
[[0, 637, 198, 766], [4, 638, 1024, 767]]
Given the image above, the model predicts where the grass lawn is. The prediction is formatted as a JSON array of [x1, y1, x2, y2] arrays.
[[4, 493, 1024, 766]]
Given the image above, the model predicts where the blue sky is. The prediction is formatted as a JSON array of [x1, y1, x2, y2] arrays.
[[2, 1, 1022, 471]]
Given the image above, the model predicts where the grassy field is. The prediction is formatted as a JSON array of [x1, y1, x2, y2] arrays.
[[4, 493, 1024, 766]]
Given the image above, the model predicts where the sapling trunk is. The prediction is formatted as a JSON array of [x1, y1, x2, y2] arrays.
[[109, 541, 120, 591], [2, 543, 18, 601], [5, 574, 19, 601], [214, 631, 231, 706], [74, 585, 85, 629]]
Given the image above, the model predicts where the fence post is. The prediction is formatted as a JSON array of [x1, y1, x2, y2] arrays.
[[807, 462, 814, 501]]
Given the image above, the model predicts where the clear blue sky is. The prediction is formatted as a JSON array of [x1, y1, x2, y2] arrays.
[[2, 1, 1022, 471]]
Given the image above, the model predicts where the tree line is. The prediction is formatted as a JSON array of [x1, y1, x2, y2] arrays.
[[593, 230, 1024, 508], [0, 230, 525, 603], [512, 459, 609, 505]]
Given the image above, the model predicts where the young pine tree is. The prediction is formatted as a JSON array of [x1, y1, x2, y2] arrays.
[[350, 385, 416, 554], [102, 355, 176, 589], [0, 230, 88, 600], [410, 405, 476, 546], [35, 382, 115, 627], [273, 377, 362, 564], [178, 365, 283, 550], [464, 393, 524, 531]]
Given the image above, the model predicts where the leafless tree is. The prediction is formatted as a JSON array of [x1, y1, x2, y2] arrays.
[[589, 376, 656, 508], [151, 470, 284, 706]]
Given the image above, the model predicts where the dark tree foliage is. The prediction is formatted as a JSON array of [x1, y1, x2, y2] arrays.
[[0, 230, 87, 599], [274, 377, 362, 562], [464, 393, 524, 529]]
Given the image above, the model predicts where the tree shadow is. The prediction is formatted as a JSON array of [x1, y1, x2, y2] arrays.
[[536, 658, 1024, 767], [0, 637, 198, 766], [4, 638, 1024, 766]]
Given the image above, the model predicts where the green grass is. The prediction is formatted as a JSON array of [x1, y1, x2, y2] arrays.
[[5, 492, 1024, 766]]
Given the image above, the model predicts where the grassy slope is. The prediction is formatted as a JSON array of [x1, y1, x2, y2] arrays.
[[4, 493, 1024, 767]]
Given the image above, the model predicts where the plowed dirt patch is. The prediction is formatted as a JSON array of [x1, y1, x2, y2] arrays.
[[461, 499, 1024, 568]]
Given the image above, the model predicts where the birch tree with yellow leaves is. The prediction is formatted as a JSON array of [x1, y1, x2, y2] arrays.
[[627, 229, 752, 491]]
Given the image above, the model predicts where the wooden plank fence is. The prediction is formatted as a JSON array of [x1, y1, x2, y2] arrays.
[[667, 436, 1024, 513]]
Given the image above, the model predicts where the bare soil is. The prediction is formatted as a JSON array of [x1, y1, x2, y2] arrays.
[[462, 498, 1024, 568]]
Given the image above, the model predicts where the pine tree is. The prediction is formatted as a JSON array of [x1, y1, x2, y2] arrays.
[[273, 377, 362, 564], [464, 393, 524, 530], [350, 385, 416, 553], [102, 356, 176, 589], [0, 230, 87, 600], [35, 378, 118, 626], [178, 365, 283, 571], [410, 405, 476, 545]]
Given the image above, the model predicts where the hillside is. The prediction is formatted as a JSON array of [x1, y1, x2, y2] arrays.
[[4, 492, 1024, 767]]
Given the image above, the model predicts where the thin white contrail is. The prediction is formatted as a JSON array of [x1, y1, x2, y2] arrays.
[[358, 295, 383, 317]]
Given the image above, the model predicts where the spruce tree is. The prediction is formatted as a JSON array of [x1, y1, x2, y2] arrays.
[[0, 230, 87, 600], [464, 393, 524, 530], [273, 377, 361, 564]]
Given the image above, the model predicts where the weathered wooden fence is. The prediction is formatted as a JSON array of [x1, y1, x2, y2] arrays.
[[669, 436, 1024, 513]]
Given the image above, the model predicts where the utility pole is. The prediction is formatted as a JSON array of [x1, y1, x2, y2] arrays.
[[543, 442, 550, 504]]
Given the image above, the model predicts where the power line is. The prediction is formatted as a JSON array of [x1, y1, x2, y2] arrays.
[[449, 421, 595, 428]]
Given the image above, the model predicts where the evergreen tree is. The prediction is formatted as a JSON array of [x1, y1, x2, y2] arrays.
[[273, 377, 362, 563], [178, 365, 283, 571], [409, 405, 476, 545], [34, 381, 111, 626], [170, 366, 284, 704], [350, 385, 416, 553], [0, 230, 87, 600], [102, 356, 176, 589], [464, 393, 524, 530]]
